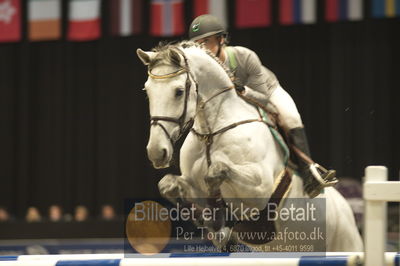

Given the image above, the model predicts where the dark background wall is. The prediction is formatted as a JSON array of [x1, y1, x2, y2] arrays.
[[0, 0, 399, 218]]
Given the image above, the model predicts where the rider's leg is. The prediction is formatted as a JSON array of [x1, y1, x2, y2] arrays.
[[268, 86, 311, 176], [268, 86, 337, 197], [267, 86, 303, 131]]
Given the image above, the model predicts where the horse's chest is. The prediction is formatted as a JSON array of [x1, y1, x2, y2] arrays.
[[180, 135, 208, 174]]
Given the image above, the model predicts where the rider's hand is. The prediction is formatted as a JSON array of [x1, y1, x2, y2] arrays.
[[236, 86, 246, 95]]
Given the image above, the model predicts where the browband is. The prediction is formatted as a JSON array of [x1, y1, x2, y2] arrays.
[[148, 68, 187, 79]]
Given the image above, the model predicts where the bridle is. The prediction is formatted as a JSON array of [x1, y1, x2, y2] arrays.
[[147, 48, 197, 149]]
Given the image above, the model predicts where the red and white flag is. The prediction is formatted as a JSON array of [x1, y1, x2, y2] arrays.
[[150, 0, 184, 37], [193, 0, 227, 28], [68, 0, 101, 41], [235, 0, 271, 29], [0, 0, 21, 42], [110, 0, 142, 36]]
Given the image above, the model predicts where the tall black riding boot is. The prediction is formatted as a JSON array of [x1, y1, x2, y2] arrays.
[[288, 127, 337, 198]]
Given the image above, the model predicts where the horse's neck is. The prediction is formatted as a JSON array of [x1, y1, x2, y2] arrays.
[[184, 47, 285, 187], [185, 47, 259, 132]]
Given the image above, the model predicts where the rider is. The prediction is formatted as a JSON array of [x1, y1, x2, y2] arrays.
[[188, 14, 337, 198]]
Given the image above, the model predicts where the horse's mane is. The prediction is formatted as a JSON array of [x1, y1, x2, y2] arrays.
[[149, 41, 235, 83]]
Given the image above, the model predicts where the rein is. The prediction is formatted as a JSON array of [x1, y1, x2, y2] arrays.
[[197, 86, 234, 110]]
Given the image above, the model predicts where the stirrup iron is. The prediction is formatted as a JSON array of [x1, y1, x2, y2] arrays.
[[306, 163, 338, 198]]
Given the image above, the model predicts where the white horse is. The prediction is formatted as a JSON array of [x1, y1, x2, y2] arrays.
[[137, 42, 363, 252]]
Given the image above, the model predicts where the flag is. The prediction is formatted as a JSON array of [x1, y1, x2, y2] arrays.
[[325, 0, 363, 22], [0, 0, 21, 42], [193, 0, 227, 28], [28, 0, 61, 41], [150, 0, 184, 36], [372, 0, 400, 18], [110, 0, 142, 36], [235, 0, 271, 29], [279, 0, 317, 25], [68, 0, 101, 41]]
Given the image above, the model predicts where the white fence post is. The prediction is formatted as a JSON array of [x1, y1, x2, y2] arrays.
[[364, 166, 388, 266]]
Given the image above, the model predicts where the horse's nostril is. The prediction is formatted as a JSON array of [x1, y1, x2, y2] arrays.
[[161, 148, 167, 160]]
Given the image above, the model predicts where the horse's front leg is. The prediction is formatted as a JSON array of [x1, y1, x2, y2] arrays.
[[158, 174, 181, 203], [158, 173, 202, 203], [201, 161, 231, 233]]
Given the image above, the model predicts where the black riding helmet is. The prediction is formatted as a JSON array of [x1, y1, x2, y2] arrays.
[[189, 14, 227, 41]]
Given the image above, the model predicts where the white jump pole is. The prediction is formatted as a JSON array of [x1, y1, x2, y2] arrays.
[[364, 166, 387, 266], [1, 253, 400, 266], [363, 166, 400, 266]]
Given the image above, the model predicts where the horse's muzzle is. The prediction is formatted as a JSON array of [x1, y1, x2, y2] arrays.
[[147, 146, 171, 169]]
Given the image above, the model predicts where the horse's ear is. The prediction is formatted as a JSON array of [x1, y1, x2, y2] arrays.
[[136, 49, 156, 65]]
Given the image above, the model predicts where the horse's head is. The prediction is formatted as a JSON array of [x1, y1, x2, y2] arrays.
[[137, 46, 197, 169]]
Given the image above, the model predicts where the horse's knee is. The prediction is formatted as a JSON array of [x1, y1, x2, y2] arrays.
[[158, 174, 181, 200], [205, 161, 230, 190], [208, 161, 230, 177]]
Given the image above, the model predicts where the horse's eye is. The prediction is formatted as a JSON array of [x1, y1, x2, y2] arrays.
[[175, 88, 184, 98]]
